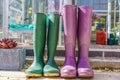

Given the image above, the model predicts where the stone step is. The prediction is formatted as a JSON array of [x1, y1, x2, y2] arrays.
[[26, 56, 120, 69], [25, 45, 120, 58], [26, 48, 120, 58]]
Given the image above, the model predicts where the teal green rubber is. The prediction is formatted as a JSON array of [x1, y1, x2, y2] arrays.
[[43, 13, 60, 74], [25, 13, 46, 74]]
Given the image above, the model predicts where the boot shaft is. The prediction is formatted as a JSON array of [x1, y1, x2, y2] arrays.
[[77, 6, 92, 57], [33, 13, 46, 61], [63, 5, 77, 57], [33, 13, 60, 61], [47, 13, 60, 60], [34, 13, 46, 27], [77, 6, 92, 46]]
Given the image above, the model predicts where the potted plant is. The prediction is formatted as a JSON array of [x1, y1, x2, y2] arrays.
[[0, 38, 26, 70]]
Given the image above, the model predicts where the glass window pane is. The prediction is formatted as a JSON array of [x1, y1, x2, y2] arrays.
[[77, 0, 108, 10]]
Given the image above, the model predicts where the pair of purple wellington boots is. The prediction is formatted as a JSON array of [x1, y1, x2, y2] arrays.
[[60, 5, 93, 78]]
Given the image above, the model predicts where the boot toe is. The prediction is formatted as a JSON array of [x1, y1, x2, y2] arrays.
[[25, 67, 43, 78], [25, 68, 42, 74], [77, 68, 93, 78], [25, 63, 43, 74], [43, 65, 59, 77], [60, 65, 76, 78]]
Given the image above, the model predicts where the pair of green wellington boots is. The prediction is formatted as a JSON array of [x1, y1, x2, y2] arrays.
[[25, 13, 60, 78]]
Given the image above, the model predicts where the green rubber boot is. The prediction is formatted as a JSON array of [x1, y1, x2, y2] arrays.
[[25, 13, 46, 78], [43, 13, 60, 77]]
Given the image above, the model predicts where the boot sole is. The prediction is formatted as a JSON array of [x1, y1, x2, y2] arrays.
[[61, 73, 76, 78], [61, 76, 76, 79], [26, 73, 42, 78], [78, 75, 93, 78], [44, 73, 59, 77]]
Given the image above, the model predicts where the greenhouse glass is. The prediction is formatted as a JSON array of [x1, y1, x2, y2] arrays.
[[77, 0, 108, 10], [6, 0, 62, 45], [9, 0, 34, 30]]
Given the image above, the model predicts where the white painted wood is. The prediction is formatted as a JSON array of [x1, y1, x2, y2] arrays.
[[114, 0, 117, 31], [107, 0, 111, 39], [21, 0, 25, 24], [3, 0, 9, 38], [64, 0, 72, 5], [58, 0, 63, 46]]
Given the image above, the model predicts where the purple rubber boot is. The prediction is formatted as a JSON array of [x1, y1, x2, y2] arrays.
[[60, 5, 77, 78], [77, 6, 93, 78]]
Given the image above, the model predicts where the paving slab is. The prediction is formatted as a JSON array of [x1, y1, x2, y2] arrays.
[[0, 70, 120, 80]]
